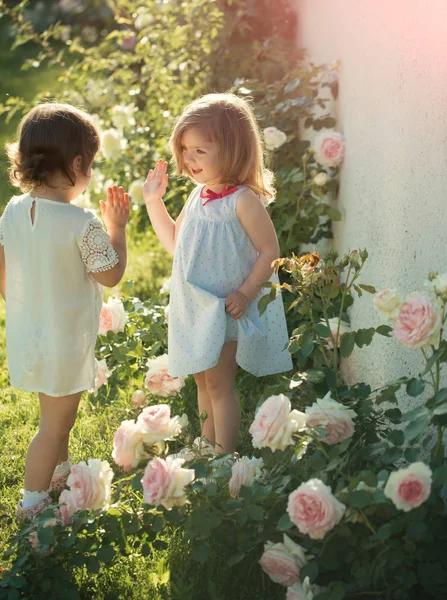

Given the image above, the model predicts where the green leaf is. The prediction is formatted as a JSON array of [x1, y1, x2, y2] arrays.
[[377, 523, 393, 540], [376, 325, 393, 337], [387, 430, 404, 446], [87, 556, 101, 574], [433, 402, 447, 416], [405, 413, 431, 441], [301, 337, 315, 358], [97, 545, 116, 564], [247, 505, 264, 521], [359, 284, 377, 294], [340, 332, 356, 357], [355, 328, 375, 348], [152, 515, 164, 533], [192, 541, 210, 563], [407, 521, 427, 541], [315, 323, 331, 337], [421, 349, 444, 375], [433, 464, 447, 485], [384, 408, 402, 423], [359, 470, 378, 487], [300, 561, 319, 582], [227, 551, 245, 566], [406, 378, 425, 397], [348, 490, 371, 509], [277, 513, 293, 531]]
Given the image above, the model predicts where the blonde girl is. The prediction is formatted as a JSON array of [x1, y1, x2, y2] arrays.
[[143, 93, 292, 456]]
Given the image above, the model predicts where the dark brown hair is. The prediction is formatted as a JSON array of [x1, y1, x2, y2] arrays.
[[6, 102, 100, 192], [169, 93, 275, 202]]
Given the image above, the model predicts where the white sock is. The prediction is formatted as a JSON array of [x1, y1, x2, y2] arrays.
[[53, 457, 72, 477], [22, 489, 49, 509]]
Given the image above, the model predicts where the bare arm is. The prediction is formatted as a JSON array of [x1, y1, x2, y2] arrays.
[[143, 160, 186, 255], [225, 189, 279, 319], [90, 185, 130, 287], [0, 245, 5, 300]]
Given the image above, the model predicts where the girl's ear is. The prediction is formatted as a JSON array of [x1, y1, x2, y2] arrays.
[[72, 155, 82, 175]]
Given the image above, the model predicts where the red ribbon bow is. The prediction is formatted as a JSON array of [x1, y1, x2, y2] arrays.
[[200, 185, 239, 206]]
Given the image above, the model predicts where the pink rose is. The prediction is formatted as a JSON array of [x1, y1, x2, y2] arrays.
[[112, 419, 146, 472], [131, 389, 147, 408], [136, 404, 182, 444], [249, 394, 306, 452], [384, 462, 432, 512], [141, 456, 195, 510], [259, 534, 307, 587], [287, 479, 345, 540], [305, 392, 356, 445], [89, 359, 111, 396], [59, 459, 114, 523], [144, 354, 186, 398], [393, 292, 441, 348], [67, 459, 113, 510], [98, 297, 127, 335], [229, 456, 264, 498], [313, 130, 345, 168], [59, 488, 81, 525]]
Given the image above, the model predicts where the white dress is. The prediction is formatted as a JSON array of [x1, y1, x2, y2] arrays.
[[0, 194, 118, 397], [168, 185, 293, 377]]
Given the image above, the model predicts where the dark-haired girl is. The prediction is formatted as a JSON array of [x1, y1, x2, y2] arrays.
[[0, 103, 130, 520]]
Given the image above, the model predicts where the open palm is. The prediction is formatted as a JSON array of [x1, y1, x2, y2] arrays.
[[143, 159, 169, 203]]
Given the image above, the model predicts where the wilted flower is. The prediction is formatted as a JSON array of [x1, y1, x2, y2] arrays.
[[229, 456, 264, 498]]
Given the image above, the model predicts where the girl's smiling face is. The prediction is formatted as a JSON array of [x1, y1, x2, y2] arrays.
[[181, 127, 221, 187]]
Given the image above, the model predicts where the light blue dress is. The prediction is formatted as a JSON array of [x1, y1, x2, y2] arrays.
[[168, 185, 293, 377]]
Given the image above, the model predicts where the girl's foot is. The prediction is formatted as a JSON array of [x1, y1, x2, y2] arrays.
[[16, 496, 53, 522], [171, 437, 216, 461]]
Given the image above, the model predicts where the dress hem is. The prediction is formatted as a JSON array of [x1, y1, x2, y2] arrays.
[[10, 382, 93, 397], [169, 356, 293, 379]]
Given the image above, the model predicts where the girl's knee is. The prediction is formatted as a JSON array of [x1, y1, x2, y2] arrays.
[[193, 371, 207, 389], [204, 372, 234, 398], [39, 418, 76, 441]]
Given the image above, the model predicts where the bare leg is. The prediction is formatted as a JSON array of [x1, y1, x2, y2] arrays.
[[56, 435, 70, 465], [193, 371, 215, 444], [24, 392, 82, 492], [205, 341, 239, 454]]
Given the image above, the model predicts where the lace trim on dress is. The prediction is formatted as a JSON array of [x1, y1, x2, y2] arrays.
[[80, 219, 119, 273]]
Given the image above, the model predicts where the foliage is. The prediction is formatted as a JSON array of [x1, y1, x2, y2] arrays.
[[2, 254, 447, 600]]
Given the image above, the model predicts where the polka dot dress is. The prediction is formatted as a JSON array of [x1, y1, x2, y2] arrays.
[[168, 185, 293, 377]]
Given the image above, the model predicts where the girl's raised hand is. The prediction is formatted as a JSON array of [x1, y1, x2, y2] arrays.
[[143, 159, 169, 204], [100, 185, 130, 230]]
